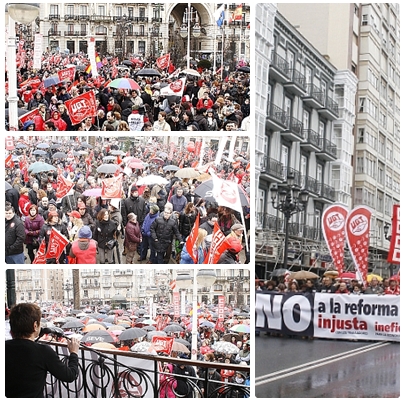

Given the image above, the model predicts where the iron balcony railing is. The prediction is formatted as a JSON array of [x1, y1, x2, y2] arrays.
[[267, 102, 288, 126], [325, 96, 339, 116], [318, 138, 337, 158], [284, 116, 303, 138], [270, 51, 290, 78], [301, 129, 321, 148], [305, 175, 320, 195], [286, 68, 306, 90], [320, 184, 336, 201], [41, 341, 250, 398], [305, 83, 325, 105], [260, 156, 283, 179]]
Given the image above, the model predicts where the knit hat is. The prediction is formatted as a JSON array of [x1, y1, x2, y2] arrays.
[[78, 226, 92, 239], [150, 205, 159, 214], [131, 186, 138, 192], [69, 211, 81, 219], [48, 200, 57, 206]]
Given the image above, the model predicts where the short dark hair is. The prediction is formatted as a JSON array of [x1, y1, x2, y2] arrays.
[[9, 303, 42, 339], [5, 205, 14, 213]]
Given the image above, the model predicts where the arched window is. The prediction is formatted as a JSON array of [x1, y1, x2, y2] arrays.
[[96, 25, 107, 35]]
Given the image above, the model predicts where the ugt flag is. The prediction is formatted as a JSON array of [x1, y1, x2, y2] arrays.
[[156, 53, 170, 70], [64, 90, 97, 125], [185, 214, 200, 263], [45, 228, 69, 261], [204, 222, 228, 264], [215, 4, 225, 27], [56, 174, 75, 199], [101, 175, 123, 199]]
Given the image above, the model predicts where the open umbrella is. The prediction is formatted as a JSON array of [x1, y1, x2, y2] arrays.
[[149, 157, 165, 166], [43, 75, 61, 88], [15, 143, 28, 149], [237, 66, 250, 73], [97, 164, 118, 174], [80, 142, 93, 149], [211, 341, 240, 354], [141, 318, 157, 325], [229, 324, 250, 333], [323, 270, 339, 278], [36, 143, 50, 149], [61, 320, 85, 329], [135, 68, 161, 77], [136, 175, 169, 186], [142, 325, 156, 332], [164, 324, 184, 333], [181, 68, 201, 77], [33, 149, 47, 156], [175, 167, 200, 179], [131, 341, 153, 353], [52, 152, 67, 159], [118, 327, 147, 341], [128, 160, 144, 170], [121, 60, 134, 67], [107, 325, 126, 331], [50, 143, 62, 150], [163, 165, 180, 172], [270, 268, 291, 277], [174, 338, 190, 347], [103, 155, 117, 161], [81, 330, 115, 344], [91, 342, 117, 350], [108, 78, 141, 91], [367, 273, 383, 282], [147, 330, 167, 340], [289, 271, 319, 280], [172, 342, 190, 354], [82, 188, 102, 197], [83, 323, 107, 332], [199, 321, 215, 328], [110, 150, 126, 156], [28, 162, 58, 174], [339, 272, 356, 280]]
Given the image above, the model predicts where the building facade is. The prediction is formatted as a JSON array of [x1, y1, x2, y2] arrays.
[[33, 3, 250, 69], [255, 10, 342, 278], [277, 3, 400, 275]]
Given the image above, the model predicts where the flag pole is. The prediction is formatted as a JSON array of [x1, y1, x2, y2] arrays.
[[239, 207, 249, 253]]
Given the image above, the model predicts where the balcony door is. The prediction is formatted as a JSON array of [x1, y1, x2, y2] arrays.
[[281, 145, 289, 180]]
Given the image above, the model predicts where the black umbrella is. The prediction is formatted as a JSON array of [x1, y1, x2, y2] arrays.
[[118, 328, 147, 341], [135, 68, 161, 77], [103, 316, 115, 323], [61, 319, 84, 329], [81, 330, 115, 344], [122, 60, 134, 67], [50, 143, 62, 150], [270, 268, 290, 277], [71, 309, 83, 315], [142, 325, 156, 332], [174, 338, 190, 347], [36, 143, 50, 149], [164, 324, 184, 333], [15, 143, 28, 149], [33, 149, 47, 156], [194, 179, 249, 207], [81, 142, 93, 149], [52, 152, 67, 159], [237, 66, 250, 73]]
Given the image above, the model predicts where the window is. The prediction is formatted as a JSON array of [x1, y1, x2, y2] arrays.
[[281, 145, 289, 178], [368, 68, 378, 89], [138, 41, 146, 54], [98, 5, 105, 16], [50, 5, 59, 15], [67, 24, 74, 35], [115, 7, 122, 17], [128, 7, 133, 18], [80, 5, 88, 15], [139, 7, 146, 18], [319, 121, 325, 138], [377, 162, 385, 185], [305, 66, 312, 85], [386, 173, 393, 189], [362, 14, 368, 25], [377, 191, 384, 213], [66, 5, 74, 16], [316, 164, 323, 184], [300, 156, 307, 188]]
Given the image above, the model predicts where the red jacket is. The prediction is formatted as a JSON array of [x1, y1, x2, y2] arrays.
[[18, 194, 31, 217], [70, 239, 97, 264]]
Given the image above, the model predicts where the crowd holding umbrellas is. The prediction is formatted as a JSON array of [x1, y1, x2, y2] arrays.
[[5, 135, 250, 264]]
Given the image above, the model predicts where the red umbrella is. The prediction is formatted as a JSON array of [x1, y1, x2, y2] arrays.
[[128, 160, 144, 169], [149, 157, 164, 166], [339, 272, 356, 280]]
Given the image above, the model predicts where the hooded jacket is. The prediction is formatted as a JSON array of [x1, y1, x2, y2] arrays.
[[50, 111, 67, 131], [159, 364, 177, 398]]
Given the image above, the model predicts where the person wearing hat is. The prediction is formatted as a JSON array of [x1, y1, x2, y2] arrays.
[[67, 210, 83, 242], [22, 120, 35, 131], [69, 225, 98, 264], [217, 237, 243, 264], [109, 199, 123, 237], [140, 204, 160, 263], [124, 213, 142, 264], [226, 223, 245, 242], [42, 199, 62, 221], [76, 201, 95, 232], [39, 209, 69, 264]]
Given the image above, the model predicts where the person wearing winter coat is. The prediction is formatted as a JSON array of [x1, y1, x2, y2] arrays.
[[76, 201, 95, 232], [5, 205, 26, 264], [33, 104, 50, 131], [180, 228, 207, 264], [18, 188, 31, 221], [140, 205, 159, 263], [93, 209, 117, 264], [178, 203, 197, 240], [69, 226, 98, 264], [159, 363, 177, 398], [121, 186, 147, 228], [124, 213, 142, 264], [150, 204, 183, 264], [24, 204, 45, 263]]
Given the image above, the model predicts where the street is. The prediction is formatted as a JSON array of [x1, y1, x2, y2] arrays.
[[255, 335, 400, 398]]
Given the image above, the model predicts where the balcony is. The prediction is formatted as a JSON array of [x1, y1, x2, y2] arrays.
[[64, 15, 78, 21], [260, 156, 283, 182], [78, 15, 90, 21], [113, 16, 149, 23], [48, 14, 60, 20], [283, 69, 307, 96], [114, 282, 133, 288], [270, 51, 290, 83], [39, 341, 250, 398], [81, 271, 100, 277], [317, 183, 336, 203], [283, 166, 302, 187], [152, 17, 162, 23], [64, 31, 87, 37], [113, 270, 133, 276], [316, 138, 337, 161], [281, 116, 304, 142], [113, 32, 147, 38], [90, 15, 112, 22], [304, 176, 321, 196], [300, 129, 321, 152], [81, 283, 100, 289], [318, 96, 339, 120], [301, 83, 325, 108], [266, 102, 288, 132]]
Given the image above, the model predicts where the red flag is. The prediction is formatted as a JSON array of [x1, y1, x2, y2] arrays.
[[322, 204, 348, 276], [101, 175, 123, 199], [44, 228, 69, 262], [19, 108, 40, 125], [150, 336, 174, 355], [32, 240, 47, 264], [173, 292, 180, 318], [56, 174, 75, 199], [5, 154, 14, 168], [203, 222, 228, 264], [211, 173, 243, 213], [186, 214, 200, 263], [217, 295, 225, 322], [156, 53, 170, 70], [346, 206, 372, 286], [168, 62, 175, 74], [168, 142, 176, 160], [160, 77, 186, 97], [116, 155, 123, 165], [194, 140, 202, 157], [64, 90, 97, 125], [57, 66, 76, 83], [387, 204, 400, 264], [5, 137, 15, 151]]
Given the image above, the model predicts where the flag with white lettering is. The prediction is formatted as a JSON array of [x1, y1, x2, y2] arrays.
[[211, 173, 243, 213], [203, 222, 228, 264], [387, 204, 400, 264], [346, 206, 372, 286], [57, 66, 76, 83], [45, 228, 69, 262], [156, 53, 170, 70], [64, 90, 97, 125], [160, 78, 186, 98], [150, 336, 174, 355], [56, 174, 75, 199], [19, 108, 39, 125], [322, 204, 349, 276], [101, 175, 123, 199], [32, 240, 47, 264], [5, 154, 14, 168]]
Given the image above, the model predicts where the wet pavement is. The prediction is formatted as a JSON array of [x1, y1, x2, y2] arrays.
[[255, 334, 400, 398]]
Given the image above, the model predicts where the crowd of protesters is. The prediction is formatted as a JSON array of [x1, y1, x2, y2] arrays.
[[5, 137, 250, 265], [7, 51, 250, 132], [6, 299, 250, 397]]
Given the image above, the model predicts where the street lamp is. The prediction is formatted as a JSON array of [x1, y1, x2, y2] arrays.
[[179, 3, 201, 69], [176, 269, 216, 361], [63, 280, 73, 306], [270, 173, 309, 271], [6, 3, 40, 131]]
